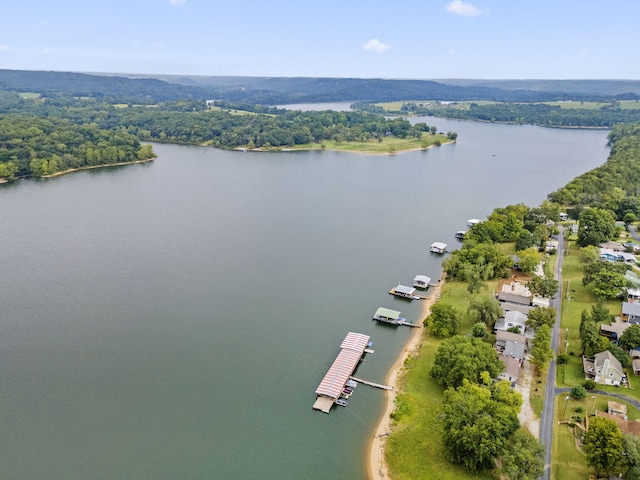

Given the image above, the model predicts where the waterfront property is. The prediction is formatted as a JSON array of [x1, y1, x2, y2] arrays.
[[429, 242, 447, 254], [313, 332, 371, 413]]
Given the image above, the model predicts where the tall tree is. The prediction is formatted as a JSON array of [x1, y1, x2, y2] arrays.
[[577, 207, 616, 247], [468, 295, 503, 327], [584, 416, 624, 478], [431, 336, 505, 388], [499, 429, 545, 480], [441, 380, 521, 470], [424, 302, 460, 337], [530, 324, 553, 375], [620, 324, 640, 351]]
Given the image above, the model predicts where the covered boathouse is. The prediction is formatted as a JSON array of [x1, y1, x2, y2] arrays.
[[313, 332, 371, 413]]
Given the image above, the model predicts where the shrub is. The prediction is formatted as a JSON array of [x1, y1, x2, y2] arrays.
[[571, 385, 587, 400], [583, 379, 596, 390]]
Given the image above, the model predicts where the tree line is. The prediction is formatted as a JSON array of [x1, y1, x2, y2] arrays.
[[0, 115, 155, 179]]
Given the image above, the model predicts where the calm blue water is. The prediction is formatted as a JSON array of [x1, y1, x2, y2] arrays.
[[0, 120, 610, 479]]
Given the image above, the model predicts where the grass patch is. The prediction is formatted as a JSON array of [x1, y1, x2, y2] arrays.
[[385, 280, 499, 480], [385, 331, 494, 480], [551, 395, 590, 480], [288, 134, 451, 154], [18, 92, 41, 99]]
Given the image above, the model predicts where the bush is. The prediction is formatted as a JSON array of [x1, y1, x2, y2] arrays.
[[571, 385, 587, 400], [557, 353, 569, 365], [583, 379, 596, 390]]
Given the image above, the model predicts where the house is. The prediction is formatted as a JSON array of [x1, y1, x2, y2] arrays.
[[622, 302, 640, 324], [599, 241, 626, 252], [594, 411, 640, 437], [498, 291, 532, 307], [494, 310, 528, 334], [500, 302, 535, 316], [608, 400, 628, 420], [600, 247, 637, 264], [497, 354, 521, 385], [584, 351, 624, 386], [502, 340, 526, 363], [628, 288, 640, 301], [600, 319, 632, 343], [532, 296, 551, 308], [631, 348, 640, 375], [546, 239, 559, 251], [495, 330, 529, 352], [413, 275, 431, 289]]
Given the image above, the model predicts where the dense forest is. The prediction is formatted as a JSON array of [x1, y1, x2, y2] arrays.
[[0, 115, 154, 179], [1, 70, 635, 105], [0, 93, 434, 153], [548, 123, 640, 218], [368, 101, 640, 128]]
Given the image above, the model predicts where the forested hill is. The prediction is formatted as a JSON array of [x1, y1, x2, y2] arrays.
[[1, 69, 632, 105]]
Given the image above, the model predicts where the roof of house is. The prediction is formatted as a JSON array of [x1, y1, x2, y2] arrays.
[[600, 321, 632, 337], [498, 354, 521, 381], [595, 411, 640, 437], [504, 310, 528, 326], [503, 340, 526, 360], [622, 302, 640, 317], [594, 350, 624, 377], [498, 292, 531, 306], [600, 248, 637, 263], [599, 241, 626, 251], [496, 330, 528, 345], [500, 302, 535, 315]]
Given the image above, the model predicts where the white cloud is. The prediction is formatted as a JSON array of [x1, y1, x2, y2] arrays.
[[169, 0, 186, 5], [446, 0, 481, 16], [0, 45, 9, 52], [362, 38, 391, 53]]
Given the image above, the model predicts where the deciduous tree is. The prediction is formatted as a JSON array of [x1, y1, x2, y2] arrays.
[[584, 416, 624, 478]]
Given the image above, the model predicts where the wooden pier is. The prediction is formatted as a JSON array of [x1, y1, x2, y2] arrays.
[[349, 376, 393, 391]]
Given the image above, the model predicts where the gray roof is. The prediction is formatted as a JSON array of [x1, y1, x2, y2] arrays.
[[504, 310, 528, 326], [595, 350, 623, 376], [498, 292, 531, 306], [500, 302, 534, 315], [623, 302, 640, 317], [496, 330, 528, 348], [394, 285, 415, 295], [503, 340, 526, 360]]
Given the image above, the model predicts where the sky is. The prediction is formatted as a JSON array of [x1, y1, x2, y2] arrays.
[[2, 0, 640, 80]]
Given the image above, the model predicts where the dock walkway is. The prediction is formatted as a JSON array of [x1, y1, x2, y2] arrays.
[[349, 376, 393, 391]]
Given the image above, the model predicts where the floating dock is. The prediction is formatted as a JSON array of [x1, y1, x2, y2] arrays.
[[313, 332, 371, 413], [389, 284, 426, 300], [373, 307, 418, 327]]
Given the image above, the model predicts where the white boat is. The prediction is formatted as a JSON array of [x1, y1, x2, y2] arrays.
[[467, 218, 481, 227], [455, 230, 467, 239], [336, 398, 348, 407]]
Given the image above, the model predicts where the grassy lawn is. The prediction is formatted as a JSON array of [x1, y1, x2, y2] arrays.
[[18, 92, 41, 99], [385, 280, 499, 480], [287, 134, 451, 154], [551, 394, 591, 480]]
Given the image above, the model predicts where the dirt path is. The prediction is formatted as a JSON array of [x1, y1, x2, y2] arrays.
[[516, 359, 540, 439]]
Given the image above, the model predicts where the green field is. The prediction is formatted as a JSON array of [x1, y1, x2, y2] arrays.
[[284, 134, 451, 154], [385, 279, 499, 480], [544, 100, 640, 110], [18, 92, 41, 99]]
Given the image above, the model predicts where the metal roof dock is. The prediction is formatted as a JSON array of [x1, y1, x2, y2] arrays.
[[313, 332, 371, 413]]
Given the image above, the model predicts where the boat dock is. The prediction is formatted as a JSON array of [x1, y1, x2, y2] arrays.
[[388, 284, 427, 300], [313, 332, 371, 413], [349, 376, 393, 391]]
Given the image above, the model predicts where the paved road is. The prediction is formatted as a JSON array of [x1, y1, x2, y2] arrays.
[[629, 225, 640, 243], [540, 226, 565, 480]]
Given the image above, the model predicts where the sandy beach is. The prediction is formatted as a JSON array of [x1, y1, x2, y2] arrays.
[[366, 274, 445, 480]]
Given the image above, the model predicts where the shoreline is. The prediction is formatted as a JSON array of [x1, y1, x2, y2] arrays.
[[366, 273, 446, 480], [42, 157, 156, 179]]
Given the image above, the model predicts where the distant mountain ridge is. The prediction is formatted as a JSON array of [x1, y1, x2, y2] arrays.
[[0, 69, 636, 104]]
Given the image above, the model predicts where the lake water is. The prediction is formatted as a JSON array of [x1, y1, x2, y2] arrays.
[[0, 119, 610, 479]]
